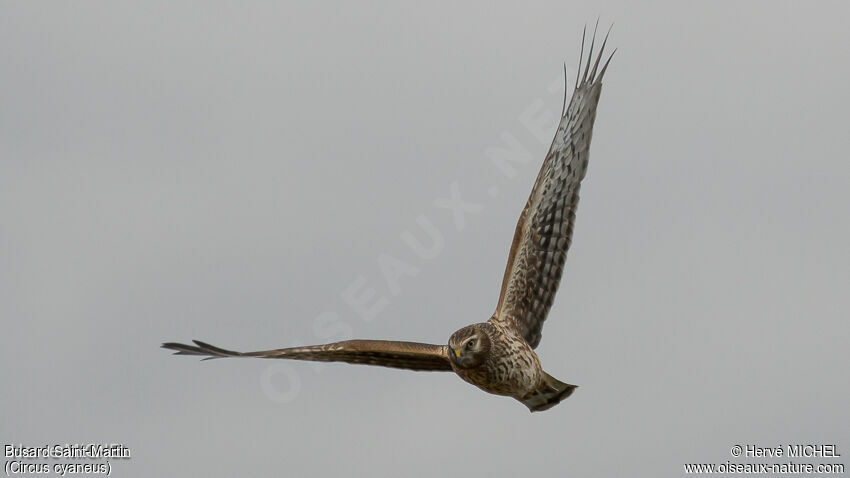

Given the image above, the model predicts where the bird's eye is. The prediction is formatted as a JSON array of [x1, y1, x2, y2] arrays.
[[466, 339, 476, 350]]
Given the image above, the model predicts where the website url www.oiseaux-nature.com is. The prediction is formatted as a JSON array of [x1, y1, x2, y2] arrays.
[[683, 462, 844, 474]]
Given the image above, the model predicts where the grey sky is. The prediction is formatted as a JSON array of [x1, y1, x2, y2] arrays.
[[2, 1, 848, 476]]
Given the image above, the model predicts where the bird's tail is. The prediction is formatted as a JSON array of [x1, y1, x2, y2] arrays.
[[520, 372, 577, 412]]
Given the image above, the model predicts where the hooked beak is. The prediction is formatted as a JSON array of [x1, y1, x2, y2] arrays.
[[453, 348, 461, 358]]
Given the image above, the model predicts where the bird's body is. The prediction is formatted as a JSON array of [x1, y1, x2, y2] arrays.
[[449, 321, 543, 398], [163, 27, 614, 412]]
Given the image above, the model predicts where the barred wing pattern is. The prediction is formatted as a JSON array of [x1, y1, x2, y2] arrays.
[[492, 29, 613, 349], [162, 339, 452, 371]]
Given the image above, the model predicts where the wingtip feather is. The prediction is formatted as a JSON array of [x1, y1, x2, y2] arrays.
[[589, 23, 613, 82], [597, 48, 616, 82], [560, 62, 568, 118], [576, 24, 586, 88], [574, 21, 614, 88], [582, 18, 600, 84]]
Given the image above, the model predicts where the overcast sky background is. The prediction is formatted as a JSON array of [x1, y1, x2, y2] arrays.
[[2, 1, 849, 476]]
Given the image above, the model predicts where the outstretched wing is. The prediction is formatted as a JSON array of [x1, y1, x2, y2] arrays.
[[491, 26, 613, 349], [162, 339, 453, 371]]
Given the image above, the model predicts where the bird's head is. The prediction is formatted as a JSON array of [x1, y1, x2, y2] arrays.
[[448, 323, 492, 369]]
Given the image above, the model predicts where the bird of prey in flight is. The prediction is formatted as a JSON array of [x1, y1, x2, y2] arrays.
[[164, 26, 614, 412]]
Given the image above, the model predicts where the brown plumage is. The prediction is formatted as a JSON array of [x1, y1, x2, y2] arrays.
[[163, 27, 613, 412], [164, 339, 452, 371], [493, 24, 614, 350]]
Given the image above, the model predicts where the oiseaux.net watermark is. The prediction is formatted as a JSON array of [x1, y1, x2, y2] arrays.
[[260, 71, 572, 404], [684, 443, 844, 475]]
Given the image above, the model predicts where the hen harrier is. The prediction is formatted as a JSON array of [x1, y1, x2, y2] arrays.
[[164, 27, 614, 412]]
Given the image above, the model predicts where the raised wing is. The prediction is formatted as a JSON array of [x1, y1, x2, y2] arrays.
[[162, 339, 453, 371], [491, 26, 613, 348]]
